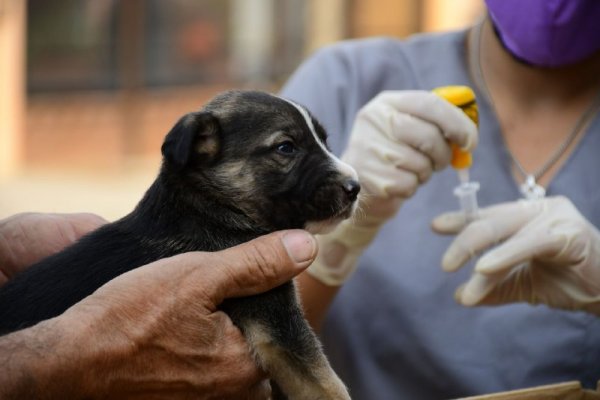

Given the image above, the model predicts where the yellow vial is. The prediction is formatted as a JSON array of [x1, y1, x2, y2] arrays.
[[432, 86, 478, 170], [451, 144, 472, 169]]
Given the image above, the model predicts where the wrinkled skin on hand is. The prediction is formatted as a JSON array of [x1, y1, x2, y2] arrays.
[[66, 232, 313, 399], [1, 229, 315, 399], [70, 259, 267, 399], [0, 212, 107, 285]]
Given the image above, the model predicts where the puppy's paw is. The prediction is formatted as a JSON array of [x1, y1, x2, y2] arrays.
[[313, 368, 351, 400]]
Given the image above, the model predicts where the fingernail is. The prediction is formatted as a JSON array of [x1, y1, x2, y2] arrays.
[[282, 231, 317, 266], [474, 254, 502, 274], [461, 273, 494, 306], [474, 258, 493, 273], [441, 248, 461, 272], [453, 285, 466, 305], [460, 287, 480, 306]]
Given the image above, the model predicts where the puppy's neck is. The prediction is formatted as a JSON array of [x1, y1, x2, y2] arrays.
[[133, 171, 267, 240]]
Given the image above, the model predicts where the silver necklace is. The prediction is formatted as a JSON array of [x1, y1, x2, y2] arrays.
[[469, 19, 600, 200]]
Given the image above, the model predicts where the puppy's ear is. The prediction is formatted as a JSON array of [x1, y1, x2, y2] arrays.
[[161, 111, 221, 170]]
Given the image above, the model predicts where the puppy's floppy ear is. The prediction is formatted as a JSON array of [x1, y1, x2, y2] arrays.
[[161, 111, 221, 170]]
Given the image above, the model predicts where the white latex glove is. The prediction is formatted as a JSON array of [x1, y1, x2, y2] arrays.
[[432, 196, 600, 315], [308, 90, 478, 285]]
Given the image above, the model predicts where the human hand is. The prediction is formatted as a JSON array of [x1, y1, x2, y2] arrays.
[[1, 230, 316, 400], [308, 90, 478, 285], [432, 196, 600, 315], [0, 212, 107, 284]]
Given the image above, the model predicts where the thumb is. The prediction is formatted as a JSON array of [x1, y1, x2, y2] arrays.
[[206, 230, 317, 304], [431, 211, 467, 234]]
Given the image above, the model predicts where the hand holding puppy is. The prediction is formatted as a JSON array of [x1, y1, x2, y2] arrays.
[[308, 90, 478, 285], [0, 212, 107, 285], [0, 230, 316, 400]]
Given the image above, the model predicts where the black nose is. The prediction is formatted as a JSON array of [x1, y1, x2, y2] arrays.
[[342, 179, 361, 201]]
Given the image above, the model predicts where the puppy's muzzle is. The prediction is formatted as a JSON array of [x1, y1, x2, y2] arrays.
[[342, 179, 361, 202]]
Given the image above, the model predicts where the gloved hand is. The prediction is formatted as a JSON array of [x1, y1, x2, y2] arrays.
[[308, 90, 478, 285], [432, 196, 600, 315]]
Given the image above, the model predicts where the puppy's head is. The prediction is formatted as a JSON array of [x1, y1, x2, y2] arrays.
[[160, 90, 359, 233]]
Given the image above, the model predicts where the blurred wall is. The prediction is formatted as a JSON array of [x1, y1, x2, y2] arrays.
[[423, 0, 483, 32], [9, 0, 485, 173], [351, 0, 421, 38], [0, 0, 25, 177], [0, 0, 483, 219]]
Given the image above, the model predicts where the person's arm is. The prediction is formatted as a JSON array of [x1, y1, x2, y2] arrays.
[[294, 91, 478, 331], [0, 230, 317, 399], [295, 272, 340, 331], [0, 212, 107, 284]]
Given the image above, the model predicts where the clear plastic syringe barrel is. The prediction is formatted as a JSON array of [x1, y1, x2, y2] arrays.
[[453, 181, 480, 222]]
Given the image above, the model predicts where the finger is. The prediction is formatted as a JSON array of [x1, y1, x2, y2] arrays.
[[245, 379, 272, 400], [359, 163, 419, 199], [346, 138, 423, 199], [388, 112, 452, 171], [433, 200, 535, 235], [210, 312, 268, 395], [455, 270, 509, 306], [431, 211, 467, 234], [64, 213, 108, 237], [441, 215, 511, 272], [0, 270, 8, 287], [368, 140, 434, 183], [475, 228, 563, 274], [205, 230, 317, 304], [457, 263, 540, 307], [377, 91, 478, 151], [440, 202, 543, 272]]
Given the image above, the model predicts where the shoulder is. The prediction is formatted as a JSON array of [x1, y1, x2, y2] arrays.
[[281, 30, 468, 106], [298, 30, 466, 83], [279, 30, 469, 153], [285, 37, 412, 95]]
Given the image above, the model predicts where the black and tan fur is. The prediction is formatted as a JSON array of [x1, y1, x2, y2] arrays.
[[0, 90, 360, 399]]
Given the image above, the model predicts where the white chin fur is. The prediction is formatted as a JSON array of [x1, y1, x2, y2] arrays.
[[304, 218, 342, 235]]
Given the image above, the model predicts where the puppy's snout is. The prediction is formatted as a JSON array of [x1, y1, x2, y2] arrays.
[[342, 179, 361, 201]]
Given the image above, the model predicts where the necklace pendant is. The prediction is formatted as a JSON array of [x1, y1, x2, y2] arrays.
[[520, 175, 546, 200]]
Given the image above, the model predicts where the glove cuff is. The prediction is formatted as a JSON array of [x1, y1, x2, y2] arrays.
[[307, 219, 380, 286]]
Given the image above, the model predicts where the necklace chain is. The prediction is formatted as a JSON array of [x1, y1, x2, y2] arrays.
[[469, 18, 600, 200]]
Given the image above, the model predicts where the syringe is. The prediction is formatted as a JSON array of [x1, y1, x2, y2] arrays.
[[433, 86, 480, 222]]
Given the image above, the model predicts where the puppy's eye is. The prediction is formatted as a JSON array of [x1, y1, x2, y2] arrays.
[[276, 141, 297, 155]]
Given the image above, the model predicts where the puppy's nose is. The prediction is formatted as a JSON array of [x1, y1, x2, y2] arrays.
[[342, 179, 361, 201]]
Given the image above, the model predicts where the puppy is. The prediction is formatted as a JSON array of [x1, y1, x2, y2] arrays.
[[0, 90, 359, 399]]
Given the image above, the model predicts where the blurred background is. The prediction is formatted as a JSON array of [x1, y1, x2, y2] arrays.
[[0, 0, 482, 220]]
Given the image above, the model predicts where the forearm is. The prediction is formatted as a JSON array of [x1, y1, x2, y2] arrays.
[[0, 316, 88, 399], [296, 271, 341, 332]]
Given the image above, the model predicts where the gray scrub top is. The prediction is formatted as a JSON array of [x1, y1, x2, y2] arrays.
[[280, 29, 600, 399]]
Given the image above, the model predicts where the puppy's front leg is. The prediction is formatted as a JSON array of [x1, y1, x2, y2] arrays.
[[225, 283, 349, 400], [246, 321, 349, 400]]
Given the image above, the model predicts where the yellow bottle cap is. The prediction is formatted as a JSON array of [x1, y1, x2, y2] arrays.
[[432, 86, 475, 107], [433, 86, 478, 169]]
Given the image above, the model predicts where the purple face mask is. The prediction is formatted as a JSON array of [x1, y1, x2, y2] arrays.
[[485, 0, 600, 67]]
